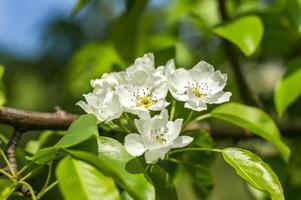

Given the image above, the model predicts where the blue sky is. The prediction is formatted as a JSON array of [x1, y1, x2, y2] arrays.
[[0, 0, 76, 59]]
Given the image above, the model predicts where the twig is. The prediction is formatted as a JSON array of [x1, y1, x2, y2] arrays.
[[0, 107, 77, 131], [5, 129, 22, 177], [217, 0, 258, 106]]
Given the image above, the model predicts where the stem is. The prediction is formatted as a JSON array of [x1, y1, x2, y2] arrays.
[[0, 168, 15, 180], [4, 129, 22, 177], [124, 113, 136, 130], [0, 148, 14, 176], [38, 163, 53, 197], [37, 181, 58, 199], [193, 113, 211, 122], [217, 0, 257, 106], [19, 181, 37, 200], [183, 111, 194, 129], [169, 99, 176, 120], [169, 147, 222, 155]]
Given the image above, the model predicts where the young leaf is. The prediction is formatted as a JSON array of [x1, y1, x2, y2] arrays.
[[222, 148, 284, 200], [67, 136, 155, 200], [275, 56, 301, 117], [210, 103, 290, 162], [0, 179, 17, 199], [148, 165, 178, 200], [213, 15, 263, 56], [56, 157, 120, 200], [55, 114, 98, 148]]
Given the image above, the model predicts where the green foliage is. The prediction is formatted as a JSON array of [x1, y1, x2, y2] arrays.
[[213, 15, 263, 56], [222, 148, 284, 200], [275, 56, 301, 117], [68, 136, 156, 200], [0, 65, 6, 106], [210, 102, 290, 162], [67, 43, 123, 97], [0, 179, 17, 199], [56, 157, 120, 200], [55, 114, 98, 148], [111, 0, 147, 62], [147, 165, 178, 200]]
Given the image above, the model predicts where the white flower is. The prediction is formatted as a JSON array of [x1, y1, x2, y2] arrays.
[[76, 72, 124, 123], [117, 54, 169, 114], [124, 110, 193, 163], [167, 61, 232, 111]]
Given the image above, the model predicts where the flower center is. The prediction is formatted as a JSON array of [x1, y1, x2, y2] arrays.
[[136, 95, 155, 108], [192, 87, 204, 98], [150, 128, 169, 144]]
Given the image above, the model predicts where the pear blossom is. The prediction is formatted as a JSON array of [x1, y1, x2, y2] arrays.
[[117, 54, 169, 114], [167, 61, 232, 111], [124, 110, 193, 163], [76, 72, 124, 123]]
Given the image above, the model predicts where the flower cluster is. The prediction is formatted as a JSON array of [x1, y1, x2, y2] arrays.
[[77, 53, 231, 163]]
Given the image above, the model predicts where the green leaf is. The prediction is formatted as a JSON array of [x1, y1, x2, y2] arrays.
[[0, 65, 6, 106], [67, 42, 123, 97], [111, 0, 147, 62], [148, 165, 178, 200], [55, 114, 98, 148], [56, 157, 120, 200], [0, 179, 17, 199], [275, 56, 301, 117], [213, 15, 263, 56], [210, 103, 290, 162], [222, 148, 284, 200], [28, 114, 98, 164], [67, 136, 155, 200], [27, 147, 58, 164]]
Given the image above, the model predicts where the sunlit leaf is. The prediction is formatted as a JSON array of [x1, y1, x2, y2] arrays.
[[0, 179, 17, 199], [213, 15, 263, 56], [222, 148, 284, 200], [275, 57, 301, 117], [55, 114, 97, 148], [210, 103, 290, 162], [67, 136, 155, 200], [29, 114, 97, 164], [56, 157, 120, 200]]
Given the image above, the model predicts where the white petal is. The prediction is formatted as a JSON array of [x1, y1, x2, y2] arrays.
[[150, 109, 169, 130], [205, 70, 228, 93], [144, 148, 170, 164], [124, 134, 146, 156], [171, 136, 193, 148], [169, 87, 188, 101], [184, 100, 207, 111], [117, 87, 136, 108], [203, 91, 232, 104], [190, 61, 214, 82], [168, 68, 190, 94], [166, 119, 183, 141], [148, 100, 169, 111], [165, 59, 176, 77], [135, 111, 151, 134], [76, 101, 93, 114]]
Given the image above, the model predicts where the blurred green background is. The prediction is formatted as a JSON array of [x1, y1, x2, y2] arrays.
[[1, 0, 301, 199]]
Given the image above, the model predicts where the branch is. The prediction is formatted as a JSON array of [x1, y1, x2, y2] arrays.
[[217, 0, 258, 106], [5, 129, 22, 176], [0, 107, 77, 131]]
